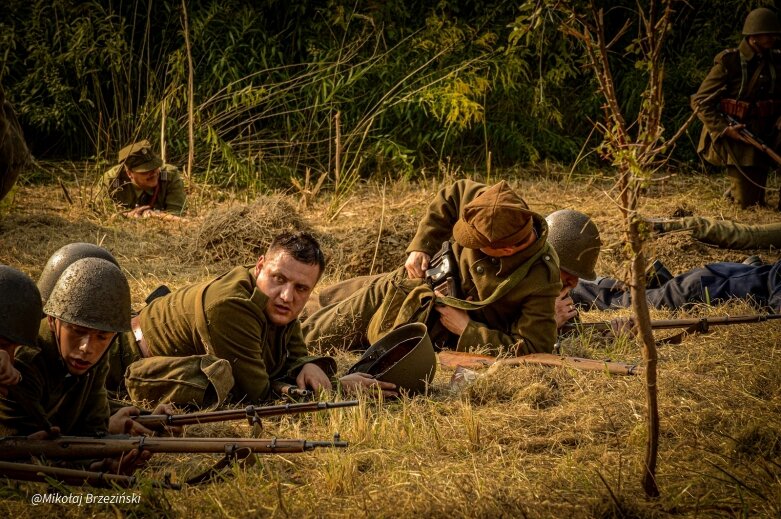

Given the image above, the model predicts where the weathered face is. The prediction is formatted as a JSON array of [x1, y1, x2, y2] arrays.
[[560, 270, 579, 295], [749, 34, 778, 52], [254, 251, 321, 326], [48, 317, 115, 376], [127, 167, 160, 191]]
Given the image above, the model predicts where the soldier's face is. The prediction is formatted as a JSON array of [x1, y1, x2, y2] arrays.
[[48, 317, 115, 376], [254, 252, 321, 326], [749, 34, 778, 52], [127, 167, 160, 191]]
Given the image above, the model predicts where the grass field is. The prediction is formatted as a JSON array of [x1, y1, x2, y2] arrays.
[[1, 164, 780, 518]]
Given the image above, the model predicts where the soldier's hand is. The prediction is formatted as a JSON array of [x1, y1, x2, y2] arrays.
[[608, 317, 636, 338], [296, 362, 333, 393], [405, 251, 431, 279], [434, 304, 470, 335], [26, 426, 61, 440], [149, 403, 184, 437], [555, 293, 579, 329], [723, 125, 749, 144], [0, 350, 21, 395], [338, 372, 398, 398], [109, 406, 146, 435], [124, 205, 152, 218]]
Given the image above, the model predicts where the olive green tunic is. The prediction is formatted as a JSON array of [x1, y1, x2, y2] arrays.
[[137, 266, 336, 403], [303, 180, 561, 355], [0, 321, 110, 436], [101, 164, 186, 214]]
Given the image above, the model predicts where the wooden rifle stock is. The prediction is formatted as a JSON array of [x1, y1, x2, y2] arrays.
[[0, 460, 180, 489], [134, 400, 358, 429], [0, 435, 349, 461], [723, 113, 781, 166], [438, 351, 643, 376]]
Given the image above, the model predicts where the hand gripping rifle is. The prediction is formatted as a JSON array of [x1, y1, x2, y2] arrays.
[[0, 434, 349, 487], [134, 400, 357, 430], [722, 112, 781, 166], [560, 313, 781, 345]]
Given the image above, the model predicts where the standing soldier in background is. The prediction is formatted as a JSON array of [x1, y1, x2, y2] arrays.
[[101, 139, 186, 219], [691, 7, 781, 210], [0, 87, 30, 204]]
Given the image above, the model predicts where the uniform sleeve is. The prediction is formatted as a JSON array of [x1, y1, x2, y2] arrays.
[[162, 167, 186, 214], [100, 166, 126, 207], [0, 354, 48, 435], [205, 298, 272, 403], [281, 321, 337, 378], [406, 179, 487, 256], [691, 54, 730, 137], [71, 358, 110, 436], [456, 284, 559, 355]]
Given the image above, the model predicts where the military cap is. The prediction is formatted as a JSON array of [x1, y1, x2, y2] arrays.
[[348, 323, 436, 395], [118, 140, 163, 173], [0, 265, 43, 345], [37, 242, 118, 305], [452, 181, 536, 250]]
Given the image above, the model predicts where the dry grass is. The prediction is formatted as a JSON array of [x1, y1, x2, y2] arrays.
[[0, 167, 780, 517]]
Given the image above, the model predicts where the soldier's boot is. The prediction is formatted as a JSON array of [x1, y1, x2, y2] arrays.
[[742, 255, 764, 267], [645, 259, 673, 289]]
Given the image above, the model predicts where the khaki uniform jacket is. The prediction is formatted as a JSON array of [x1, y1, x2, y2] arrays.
[[692, 39, 781, 167], [404, 179, 560, 353], [0, 321, 110, 436], [101, 164, 186, 214], [138, 266, 336, 403]]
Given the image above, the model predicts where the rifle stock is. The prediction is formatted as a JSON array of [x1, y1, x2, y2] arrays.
[[134, 400, 358, 429], [0, 460, 180, 489], [0, 436, 349, 461], [438, 351, 643, 376]]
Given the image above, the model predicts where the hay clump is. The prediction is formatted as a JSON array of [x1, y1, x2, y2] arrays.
[[183, 196, 314, 264]]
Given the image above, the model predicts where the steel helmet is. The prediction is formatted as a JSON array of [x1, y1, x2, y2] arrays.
[[349, 323, 436, 395], [545, 209, 601, 281], [743, 8, 781, 36], [43, 257, 131, 332], [0, 265, 43, 345], [37, 243, 118, 305]]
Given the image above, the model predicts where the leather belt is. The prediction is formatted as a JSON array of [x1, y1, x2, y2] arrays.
[[130, 315, 152, 358]]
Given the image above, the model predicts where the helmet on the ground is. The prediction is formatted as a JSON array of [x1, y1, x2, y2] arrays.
[[743, 8, 781, 36], [0, 265, 42, 345], [43, 257, 131, 332], [348, 323, 436, 395], [545, 209, 601, 281], [38, 243, 118, 304]]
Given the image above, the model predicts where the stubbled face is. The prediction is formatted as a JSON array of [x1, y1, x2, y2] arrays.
[[254, 251, 321, 326], [749, 34, 778, 52], [127, 167, 160, 191], [560, 271, 579, 296], [48, 317, 115, 376]]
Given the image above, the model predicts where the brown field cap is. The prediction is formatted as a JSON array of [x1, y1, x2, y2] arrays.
[[118, 140, 163, 173], [452, 180, 535, 249]]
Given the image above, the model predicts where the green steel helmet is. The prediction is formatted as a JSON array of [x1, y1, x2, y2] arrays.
[[37, 243, 118, 305], [348, 323, 436, 395], [0, 265, 43, 345], [743, 7, 781, 36], [545, 209, 601, 281], [43, 257, 131, 332]]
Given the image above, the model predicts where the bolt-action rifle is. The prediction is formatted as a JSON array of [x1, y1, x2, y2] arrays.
[[438, 351, 643, 376], [723, 113, 781, 166], [0, 460, 180, 489], [561, 313, 781, 344], [134, 400, 357, 430]]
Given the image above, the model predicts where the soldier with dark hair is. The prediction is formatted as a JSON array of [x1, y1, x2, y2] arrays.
[[101, 140, 186, 219], [111, 231, 396, 406], [691, 7, 781, 209]]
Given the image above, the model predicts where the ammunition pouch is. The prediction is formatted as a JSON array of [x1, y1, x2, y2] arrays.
[[721, 98, 781, 126], [425, 241, 459, 298]]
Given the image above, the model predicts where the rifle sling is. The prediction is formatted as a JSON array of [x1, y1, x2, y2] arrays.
[[435, 242, 551, 310]]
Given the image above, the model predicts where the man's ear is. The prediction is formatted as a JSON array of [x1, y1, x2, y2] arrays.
[[254, 255, 265, 278], [47, 315, 56, 332]]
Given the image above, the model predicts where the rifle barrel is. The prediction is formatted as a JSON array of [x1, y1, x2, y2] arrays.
[[0, 436, 349, 461], [0, 460, 181, 489], [135, 400, 358, 428], [563, 313, 781, 332]]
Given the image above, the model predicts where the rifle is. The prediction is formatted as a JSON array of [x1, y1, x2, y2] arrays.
[[0, 460, 180, 489], [271, 380, 314, 401], [438, 351, 643, 376], [723, 113, 781, 166], [425, 241, 459, 298], [134, 400, 356, 430], [561, 313, 781, 345], [0, 435, 348, 461]]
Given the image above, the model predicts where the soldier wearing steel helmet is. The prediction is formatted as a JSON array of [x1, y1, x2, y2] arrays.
[[691, 7, 781, 209], [0, 265, 42, 397], [101, 139, 186, 219]]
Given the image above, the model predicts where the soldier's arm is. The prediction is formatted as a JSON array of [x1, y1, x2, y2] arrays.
[[691, 54, 731, 136], [406, 179, 488, 257], [280, 321, 337, 379], [161, 166, 186, 215], [0, 352, 50, 435]]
